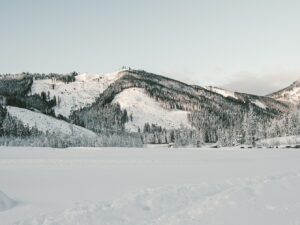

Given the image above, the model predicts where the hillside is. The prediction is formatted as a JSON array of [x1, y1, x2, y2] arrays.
[[268, 80, 300, 106], [205, 86, 285, 110], [0, 69, 294, 147], [205, 86, 238, 100], [112, 88, 191, 132], [30, 70, 125, 117], [6, 106, 97, 139]]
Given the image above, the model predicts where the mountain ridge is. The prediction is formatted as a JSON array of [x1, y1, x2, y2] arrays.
[[0, 69, 296, 147], [267, 79, 300, 106]]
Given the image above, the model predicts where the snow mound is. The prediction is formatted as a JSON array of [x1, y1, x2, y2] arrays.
[[205, 86, 238, 99], [0, 190, 17, 212], [30, 70, 125, 117], [112, 88, 191, 132], [6, 106, 97, 139], [16, 172, 300, 225]]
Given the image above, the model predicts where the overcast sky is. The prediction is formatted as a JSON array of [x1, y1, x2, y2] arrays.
[[1, 0, 300, 95]]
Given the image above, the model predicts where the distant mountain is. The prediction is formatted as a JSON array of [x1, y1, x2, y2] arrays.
[[69, 69, 290, 144], [267, 80, 300, 106], [0, 69, 293, 147]]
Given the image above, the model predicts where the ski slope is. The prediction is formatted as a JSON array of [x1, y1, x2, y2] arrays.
[[113, 88, 191, 132], [30, 70, 125, 117], [6, 106, 97, 139], [1, 148, 300, 225]]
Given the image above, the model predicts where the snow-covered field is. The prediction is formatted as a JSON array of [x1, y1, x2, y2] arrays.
[[1, 147, 300, 225]]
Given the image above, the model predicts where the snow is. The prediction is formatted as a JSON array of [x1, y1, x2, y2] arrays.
[[30, 70, 125, 117], [6, 106, 97, 138], [113, 88, 192, 132], [269, 81, 300, 105], [251, 99, 267, 109], [205, 86, 238, 99], [0, 190, 17, 212], [278, 86, 300, 105], [1, 147, 300, 225], [257, 135, 300, 146], [205, 87, 268, 110]]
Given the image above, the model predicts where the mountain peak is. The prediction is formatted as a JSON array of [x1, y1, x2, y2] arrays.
[[268, 79, 300, 105]]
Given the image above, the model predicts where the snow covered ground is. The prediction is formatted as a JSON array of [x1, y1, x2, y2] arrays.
[[1, 147, 300, 225], [257, 135, 300, 147], [0, 190, 17, 212]]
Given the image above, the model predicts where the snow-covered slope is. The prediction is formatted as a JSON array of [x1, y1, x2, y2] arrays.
[[6, 106, 97, 138], [113, 88, 192, 132], [206, 86, 279, 110], [251, 99, 267, 109], [205, 86, 238, 99], [268, 80, 300, 105], [30, 70, 125, 117], [0, 190, 17, 212]]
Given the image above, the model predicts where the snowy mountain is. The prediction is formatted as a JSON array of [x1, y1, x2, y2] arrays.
[[268, 79, 300, 106], [0, 69, 294, 147]]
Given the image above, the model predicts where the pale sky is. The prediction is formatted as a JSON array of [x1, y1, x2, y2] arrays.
[[1, 0, 300, 95]]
